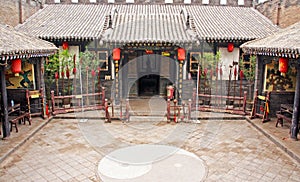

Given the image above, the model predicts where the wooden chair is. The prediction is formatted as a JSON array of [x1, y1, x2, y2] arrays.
[[250, 89, 270, 123], [8, 103, 31, 133], [26, 89, 45, 119]]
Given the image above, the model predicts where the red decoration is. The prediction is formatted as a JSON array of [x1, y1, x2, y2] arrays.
[[73, 68, 77, 74], [234, 67, 237, 77], [55, 72, 59, 80], [227, 43, 234, 52], [113, 48, 121, 60], [91, 69, 96, 77], [62, 42, 69, 50], [61, 71, 65, 78], [240, 70, 244, 79], [204, 68, 208, 76], [66, 67, 70, 78], [145, 49, 153, 54], [279, 57, 288, 73], [11, 59, 22, 75], [178, 48, 185, 61]]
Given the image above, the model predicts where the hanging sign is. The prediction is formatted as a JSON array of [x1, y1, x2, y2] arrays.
[[162, 52, 170, 57]]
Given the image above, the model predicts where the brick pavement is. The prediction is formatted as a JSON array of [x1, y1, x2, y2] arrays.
[[1, 116, 300, 181]]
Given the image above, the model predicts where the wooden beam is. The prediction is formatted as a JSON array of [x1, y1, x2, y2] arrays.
[[1, 65, 10, 138]]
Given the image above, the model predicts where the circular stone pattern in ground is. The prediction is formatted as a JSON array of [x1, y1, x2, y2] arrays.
[[97, 144, 207, 181]]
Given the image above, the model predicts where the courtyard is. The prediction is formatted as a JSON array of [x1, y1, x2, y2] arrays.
[[1, 97, 300, 181]]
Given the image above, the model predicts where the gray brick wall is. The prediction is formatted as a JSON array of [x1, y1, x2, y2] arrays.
[[255, 0, 300, 28], [0, 0, 43, 27]]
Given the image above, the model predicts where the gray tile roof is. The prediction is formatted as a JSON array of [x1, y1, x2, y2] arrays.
[[17, 4, 278, 43], [241, 22, 300, 58], [0, 24, 57, 61], [101, 12, 197, 45]]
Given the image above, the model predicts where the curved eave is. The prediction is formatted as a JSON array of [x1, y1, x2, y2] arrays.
[[241, 47, 300, 59], [102, 39, 199, 46], [0, 49, 58, 61], [40, 35, 96, 42]]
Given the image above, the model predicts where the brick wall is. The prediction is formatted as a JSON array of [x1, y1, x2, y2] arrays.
[[0, 0, 43, 27], [255, 0, 300, 28]]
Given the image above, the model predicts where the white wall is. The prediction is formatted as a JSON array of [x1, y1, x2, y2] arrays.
[[219, 47, 239, 80]]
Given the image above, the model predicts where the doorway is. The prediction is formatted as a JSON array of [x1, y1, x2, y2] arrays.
[[138, 74, 160, 96]]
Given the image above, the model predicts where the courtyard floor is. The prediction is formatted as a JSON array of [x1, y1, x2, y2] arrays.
[[1, 98, 300, 181]]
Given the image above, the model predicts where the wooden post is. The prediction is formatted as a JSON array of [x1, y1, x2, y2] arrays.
[[243, 91, 247, 114], [167, 99, 170, 122], [101, 87, 105, 107], [1, 65, 10, 138], [290, 62, 300, 140], [250, 89, 258, 118], [188, 99, 192, 120], [105, 99, 111, 123], [173, 99, 177, 123], [51, 90, 55, 115]]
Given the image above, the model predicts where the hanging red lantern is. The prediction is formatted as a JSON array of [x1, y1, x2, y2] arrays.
[[279, 57, 288, 73], [145, 49, 153, 54], [178, 48, 185, 61], [113, 48, 121, 60], [62, 42, 69, 50], [227, 43, 234, 52], [11, 59, 22, 76]]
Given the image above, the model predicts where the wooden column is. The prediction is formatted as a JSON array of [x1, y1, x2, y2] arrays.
[[1, 65, 10, 138], [290, 62, 300, 140]]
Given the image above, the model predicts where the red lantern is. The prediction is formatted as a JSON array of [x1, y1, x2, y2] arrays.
[[62, 42, 69, 50], [178, 48, 185, 61], [145, 49, 153, 54], [11, 59, 22, 76], [227, 43, 234, 52], [279, 58, 288, 73], [113, 48, 121, 60]]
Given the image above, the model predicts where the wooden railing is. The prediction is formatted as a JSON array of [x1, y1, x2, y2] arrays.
[[51, 87, 105, 115], [191, 88, 247, 115], [104, 99, 130, 122]]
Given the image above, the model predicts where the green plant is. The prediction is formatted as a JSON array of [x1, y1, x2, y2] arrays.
[[44, 49, 74, 98], [239, 55, 256, 83]]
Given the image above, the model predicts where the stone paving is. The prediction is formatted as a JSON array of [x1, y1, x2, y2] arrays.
[[1, 114, 300, 181]]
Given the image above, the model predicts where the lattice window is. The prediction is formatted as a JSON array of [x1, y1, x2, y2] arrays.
[[99, 51, 109, 71], [189, 52, 200, 73]]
